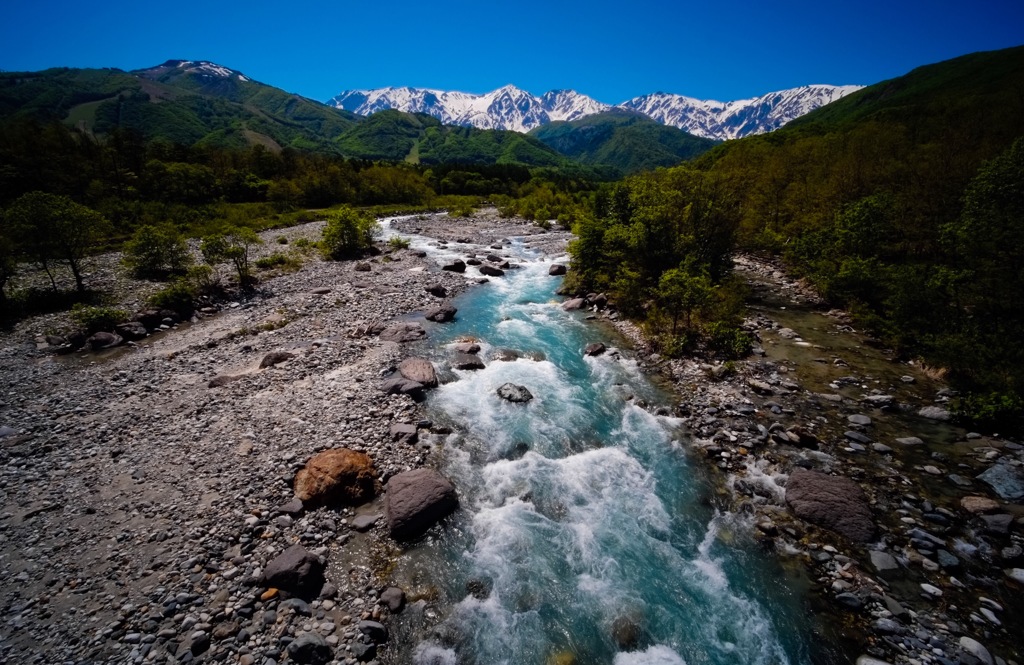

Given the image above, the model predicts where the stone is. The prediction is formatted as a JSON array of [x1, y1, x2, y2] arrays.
[[208, 374, 242, 388], [785, 469, 875, 542], [847, 414, 872, 426], [869, 550, 900, 575], [293, 449, 377, 506], [958, 636, 994, 665], [399, 357, 438, 388], [379, 322, 427, 342], [584, 343, 606, 357], [351, 514, 380, 532], [549, 264, 567, 276], [1006, 568, 1024, 584], [937, 549, 961, 569], [351, 643, 377, 662], [381, 377, 426, 397], [390, 423, 418, 445], [981, 513, 1013, 535], [287, 632, 332, 665], [871, 443, 892, 453], [961, 496, 1000, 514], [260, 350, 295, 368], [611, 615, 643, 650], [452, 352, 485, 370], [354, 262, 371, 272], [384, 469, 458, 541], [358, 620, 389, 643], [856, 657, 895, 665], [380, 587, 406, 612], [441, 259, 466, 273], [844, 430, 872, 444], [918, 406, 951, 420], [425, 284, 448, 297], [478, 265, 504, 277], [863, 394, 894, 406], [492, 348, 521, 361], [454, 342, 481, 354], [87, 331, 123, 350], [497, 383, 533, 403], [895, 437, 924, 446], [260, 545, 325, 599], [115, 321, 149, 341], [835, 592, 863, 609], [976, 464, 1024, 500], [561, 298, 586, 311], [425, 303, 457, 323], [920, 583, 942, 597], [0, 426, 15, 438], [311, 287, 331, 295]]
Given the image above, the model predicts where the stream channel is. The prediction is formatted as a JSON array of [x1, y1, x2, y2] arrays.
[[378, 218, 842, 665]]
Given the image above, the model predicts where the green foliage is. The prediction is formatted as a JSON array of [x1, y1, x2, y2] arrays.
[[321, 206, 378, 259], [71, 304, 128, 333], [704, 321, 753, 360], [387, 236, 411, 250], [147, 279, 197, 315], [255, 251, 303, 273], [201, 227, 263, 286], [122, 224, 193, 278], [954, 391, 1024, 433], [5, 191, 110, 292]]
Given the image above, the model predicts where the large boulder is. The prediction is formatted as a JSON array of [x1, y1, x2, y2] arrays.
[[379, 322, 427, 342], [116, 321, 149, 341], [399, 357, 438, 388], [497, 383, 533, 403], [294, 448, 377, 506], [260, 350, 296, 368], [441, 259, 466, 273], [259, 544, 325, 599], [785, 469, 875, 541], [381, 378, 426, 398], [976, 463, 1024, 500], [385, 469, 458, 541], [479, 265, 505, 277], [452, 352, 485, 370], [584, 343, 606, 357], [287, 633, 332, 665], [425, 304, 457, 323], [549, 264, 567, 276], [87, 331, 123, 350], [562, 298, 586, 311], [425, 284, 448, 298]]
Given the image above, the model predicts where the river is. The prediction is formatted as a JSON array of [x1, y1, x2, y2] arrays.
[[379, 218, 839, 665]]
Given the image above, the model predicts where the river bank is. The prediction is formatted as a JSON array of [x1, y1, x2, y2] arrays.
[[1, 210, 1019, 664]]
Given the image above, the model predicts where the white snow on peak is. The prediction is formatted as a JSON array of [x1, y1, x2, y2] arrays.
[[169, 60, 248, 81], [329, 83, 864, 139]]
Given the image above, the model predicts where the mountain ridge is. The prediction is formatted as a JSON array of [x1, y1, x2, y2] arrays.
[[330, 83, 863, 140]]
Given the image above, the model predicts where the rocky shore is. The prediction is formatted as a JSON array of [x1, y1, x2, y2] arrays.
[[2, 209, 1020, 665]]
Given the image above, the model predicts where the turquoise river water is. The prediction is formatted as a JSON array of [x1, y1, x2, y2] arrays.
[[379, 219, 843, 665]]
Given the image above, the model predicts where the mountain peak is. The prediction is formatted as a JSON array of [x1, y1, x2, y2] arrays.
[[136, 60, 251, 83]]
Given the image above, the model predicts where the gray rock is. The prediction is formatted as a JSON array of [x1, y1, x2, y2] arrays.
[[869, 550, 900, 575], [260, 350, 296, 368], [425, 284, 447, 297], [358, 620, 389, 643], [584, 343, 606, 357], [379, 322, 427, 342], [958, 636, 994, 665], [835, 592, 863, 609], [872, 618, 902, 634], [863, 395, 894, 406], [562, 298, 586, 311], [351, 514, 380, 532], [441, 259, 466, 273], [208, 374, 243, 388], [390, 423, 418, 445], [918, 406, 951, 421], [981, 513, 1013, 534], [844, 430, 872, 444], [399, 357, 438, 388], [452, 352, 485, 370], [497, 383, 533, 403], [871, 443, 893, 453], [351, 642, 377, 662], [453, 342, 480, 354], [425, 303, 457, 323], [976, 464, 1024, 500], [785, 469, 875, 541], [549, 264, 567, 276], [847, 414, 872, 426], [380, 587, 405, 612], [381, 378, 425, 397], [936, 549, 961, 569], [87, 331, 123, 350], [287, 632, 331, 665], [259, 545, 325, 599], [115, 321, 149, 341], [478, 265, 504, 277], [895, 436, 924, 446], [856, 657, 895, 665], [384, 469, 458, 541], [0, 426, 17, 438]]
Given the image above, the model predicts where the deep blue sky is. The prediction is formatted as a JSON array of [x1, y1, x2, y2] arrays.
[[1, 0, 1022, 103]]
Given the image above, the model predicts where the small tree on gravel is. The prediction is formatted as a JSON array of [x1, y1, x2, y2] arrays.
[[201, 227, 262, 287], [320, 207, 378, 259], [122, 224, 193, 278]]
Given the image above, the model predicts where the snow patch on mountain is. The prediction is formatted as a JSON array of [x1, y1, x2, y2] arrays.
[[329, 83, 863, 139]]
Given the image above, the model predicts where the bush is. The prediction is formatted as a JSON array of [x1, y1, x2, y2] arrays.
[[148, 280, 197, 316], [122, 225, 193, 278], [255, 251, 303, 273], [71, 304, 128, 333], [955, 391, 1024, 433], [705, 321, 752, 359], [321, 207, 378, 259], [201, 227, 263, 286], [275, 235, 288, 245], [387, 236, 411, 250]]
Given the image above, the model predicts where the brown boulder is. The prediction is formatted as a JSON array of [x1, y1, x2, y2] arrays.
[[294, 449, 378, 506], [425, 304, 457, 323], [785, 468, 875, 541], [399, 357, 438, 388], [260, 350, 295, 368], [961, 496, 1000, 514], [379, 322, 427, 342]]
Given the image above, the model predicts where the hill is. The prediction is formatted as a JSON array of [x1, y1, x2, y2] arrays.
[[529, 110, 718, 175]]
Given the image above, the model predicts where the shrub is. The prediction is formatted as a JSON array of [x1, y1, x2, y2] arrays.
[[275, 235, 288, 245], [148, 280, 197, 316], [201, 227, 263, 286], [122, 224, 193, 278], [955, 391, 1024, 433], [705, 321, 752, 360], [255, 251, 303, 273], [387, 236, 411, 250], [71, 304, 128, 333], [321, 207, 377, 259]]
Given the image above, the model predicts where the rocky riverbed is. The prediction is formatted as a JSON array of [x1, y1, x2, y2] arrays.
[[1, 209, 1021, 665]]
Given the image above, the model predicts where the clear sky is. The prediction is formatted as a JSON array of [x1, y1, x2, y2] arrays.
[[1, 0, 1022, 103]]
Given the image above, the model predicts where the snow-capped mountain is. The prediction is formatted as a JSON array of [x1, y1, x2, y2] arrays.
[[135, 59, 252, 82], [622, 85, 863, 140], [330, 86, 609, 133], [329, 83, 862, 139]]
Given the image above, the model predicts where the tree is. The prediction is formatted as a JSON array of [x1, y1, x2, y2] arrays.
[[657, 267, 712, 334], [122, 224, 193, 278], [321, 207, 378, 259], [6, 191, 110, 292], [201, 227, 262, 287]]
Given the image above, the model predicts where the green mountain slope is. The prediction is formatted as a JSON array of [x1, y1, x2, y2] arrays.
[[334, 109, 570, 167], [529, 110, 718, 175], [0, 60, 358, 152]]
